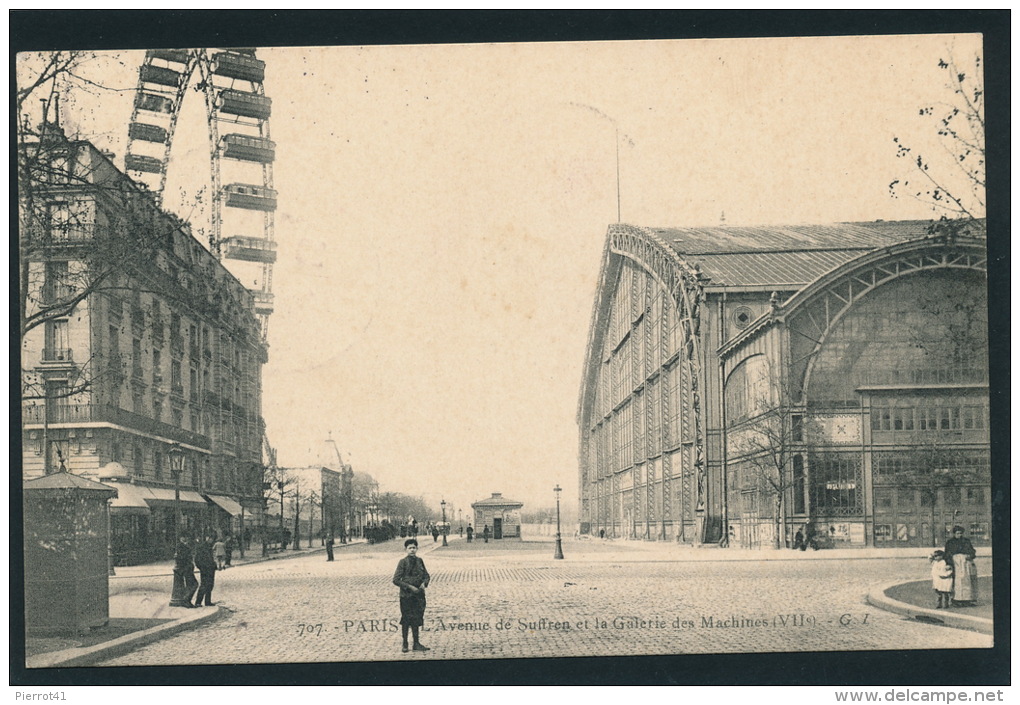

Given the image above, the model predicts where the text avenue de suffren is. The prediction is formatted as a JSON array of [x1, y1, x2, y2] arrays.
[[296, 613, 823, 636]]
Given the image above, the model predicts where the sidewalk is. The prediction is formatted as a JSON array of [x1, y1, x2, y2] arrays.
[[462, 535, 993, 563], [866, 576, 994, 635], [25, 538, 364, 669]]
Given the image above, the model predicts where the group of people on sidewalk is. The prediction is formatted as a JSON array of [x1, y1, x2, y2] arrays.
[[171, 533, 236, 608], [929, 525, 979, 609]]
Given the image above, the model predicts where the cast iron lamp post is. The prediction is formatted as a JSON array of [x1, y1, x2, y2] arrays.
[[167, 443, 191, 606], [553, 484, 564, 560], [441, 499, 448, 546]]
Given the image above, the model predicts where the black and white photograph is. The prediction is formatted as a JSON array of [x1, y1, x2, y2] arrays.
[[12, 11, 1007, 689]]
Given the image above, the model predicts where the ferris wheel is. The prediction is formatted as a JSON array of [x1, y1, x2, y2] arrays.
[[124, 48, 277, 340]]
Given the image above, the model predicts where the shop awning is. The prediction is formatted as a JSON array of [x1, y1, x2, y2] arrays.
[[144, 487, 209, 505], [107, 483, 152, 515], [207, 495, 243, 516]]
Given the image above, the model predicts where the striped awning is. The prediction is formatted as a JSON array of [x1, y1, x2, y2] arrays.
[[143, 487, 209, 505], [107, 482, 151, 515], [207, 495, 243, 516]]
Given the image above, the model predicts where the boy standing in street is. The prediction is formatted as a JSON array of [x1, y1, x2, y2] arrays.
[[393, 538, 430, 653]]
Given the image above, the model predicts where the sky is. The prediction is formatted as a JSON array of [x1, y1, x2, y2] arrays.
[[18, 33, 984, 517]]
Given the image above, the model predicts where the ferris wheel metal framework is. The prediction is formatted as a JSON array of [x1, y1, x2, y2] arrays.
[[124, 48, 277, 340]]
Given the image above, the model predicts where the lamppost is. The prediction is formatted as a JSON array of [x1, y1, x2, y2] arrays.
[[167, 444, 185, 549], [167, 443, 190, 606], [553, 484, 564, 560], [441, 499, 448, 546]]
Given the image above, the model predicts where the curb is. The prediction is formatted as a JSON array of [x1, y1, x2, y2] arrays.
[[26, 605, 227, 669], [865, 580, 993, 635], [111, 543, 335, 580]]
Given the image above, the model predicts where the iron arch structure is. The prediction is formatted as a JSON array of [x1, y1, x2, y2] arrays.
[[580, 219, 989, 549]]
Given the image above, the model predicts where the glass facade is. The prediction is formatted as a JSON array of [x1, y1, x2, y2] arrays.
[[582, 260, 690, 538]]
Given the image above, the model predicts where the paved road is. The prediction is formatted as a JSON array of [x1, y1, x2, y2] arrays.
[[98, 541, 993, 666]]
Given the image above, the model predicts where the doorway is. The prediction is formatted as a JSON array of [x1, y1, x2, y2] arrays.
[[493, 517, 502, 539]]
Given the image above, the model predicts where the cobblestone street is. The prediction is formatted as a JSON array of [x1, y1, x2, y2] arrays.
[[98, 540, 993, 666]]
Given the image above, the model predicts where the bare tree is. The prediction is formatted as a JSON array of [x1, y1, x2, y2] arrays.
[[889, 52, 985, 233], [732, 396, 816, 550], [18, 51, 208, 405]]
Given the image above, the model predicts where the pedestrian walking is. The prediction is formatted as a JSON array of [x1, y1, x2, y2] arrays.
[[466, 525, 473, 543], [930, 550, 954, 609], [194, 534, 218, 606], [213, 536, 227, 570], [944, 525, 978, 605], [326, 534, 335, 561], [171, 534, 199, 608], [432, 526, 439, 543], [483, 525, 490, 543], [793, 529, 805, 550], [392, 538, 430, 653], [224, 534, 234, 567]]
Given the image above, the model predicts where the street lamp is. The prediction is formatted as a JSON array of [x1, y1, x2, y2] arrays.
[[167, 444, 185, 548], [553, 484, 564, 560], [441, 499, 448, 546], [167, 443, 189, 606]]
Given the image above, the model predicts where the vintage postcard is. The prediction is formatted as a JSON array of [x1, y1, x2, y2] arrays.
[[13, 12, 1007, 687]]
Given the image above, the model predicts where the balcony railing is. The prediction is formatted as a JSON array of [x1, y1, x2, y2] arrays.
[[856, 367, 988, 388], [23, 224, 98, 243], [41, 348, 74, 363], [22, 401, 211, 448]]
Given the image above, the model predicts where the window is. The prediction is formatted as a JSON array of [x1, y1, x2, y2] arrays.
[[792, 454, 806, 514], [809, 452, 863, 516], [45, 319, 70, 360]]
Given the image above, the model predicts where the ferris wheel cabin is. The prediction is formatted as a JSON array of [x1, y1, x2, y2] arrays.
[[212, 52, 266, 83], [135, 93, 175, 115], [139, 64, 183, 88], [216, 90, 272, 120], [146, 48, 190, 65], [223, 183, 278, 211], [220, 134, 275, 163], [128, 122, 169, 144], [125, 154, 164, 174], [222, 236, 278, 263]]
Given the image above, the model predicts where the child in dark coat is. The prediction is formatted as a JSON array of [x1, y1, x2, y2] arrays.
[[393, 538, 431, 652]]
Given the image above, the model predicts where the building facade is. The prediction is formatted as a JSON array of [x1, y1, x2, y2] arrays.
[[20, 126, 268, 564], [471, 493, 524, 539], [577, 221, 990, 548]]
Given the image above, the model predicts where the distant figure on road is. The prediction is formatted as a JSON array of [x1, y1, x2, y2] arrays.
[[599, 528, 605, 540], [326, 534, 335, 562], [172, 534, 199, 608], [944, 525, 978, 605], [432, 526, 439, 543], [483, 525, 490, 543], [213, 536, 227, 570], [793, 529, 805, 551], [393, 538, 431, 653], [194, 534, 218, 606], [929, 550, 954, 609], [466, 525, 473, 543]]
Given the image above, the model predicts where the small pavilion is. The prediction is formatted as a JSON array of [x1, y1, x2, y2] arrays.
[[470, 492, 524, 539]]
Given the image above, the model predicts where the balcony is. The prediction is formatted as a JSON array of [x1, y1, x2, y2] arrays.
[[41, 348, 74, 363], [855, 367, 988, 390], [23, 224, 97, 244], [21, 402, 211, 449]]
